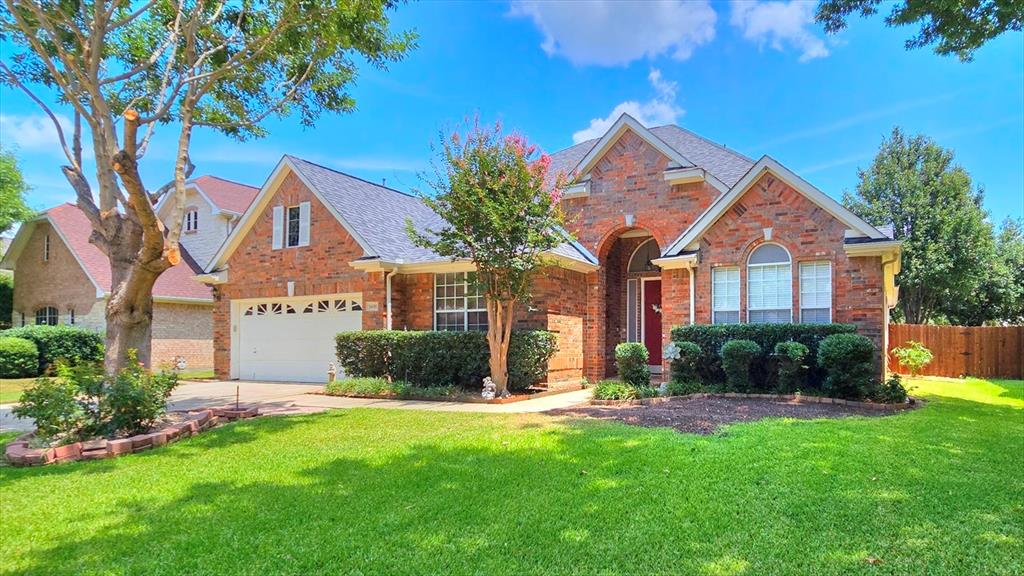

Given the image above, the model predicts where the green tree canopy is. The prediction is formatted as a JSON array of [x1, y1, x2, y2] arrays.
[[408, 120, 570, 396], [948, 218, 1024, 325], [844, 127, 994, 325], [816, 0, 1023, 61], [0, 147, 33, 236]]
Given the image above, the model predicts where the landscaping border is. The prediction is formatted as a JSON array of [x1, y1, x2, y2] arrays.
[[4, 406, 259, 467], [590, 392, 918, 409]]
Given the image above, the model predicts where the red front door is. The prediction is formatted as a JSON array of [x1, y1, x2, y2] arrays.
[[642, 279, 662, 367]]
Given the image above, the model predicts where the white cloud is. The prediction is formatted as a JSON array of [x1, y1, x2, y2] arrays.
[[509, 0, 717, 66], [572, 68, 683, 143], [729, 1, 829, 62], [0, 113, 73, 153]]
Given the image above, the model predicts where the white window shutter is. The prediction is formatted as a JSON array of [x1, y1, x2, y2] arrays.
[[271, 206, 284, 250], [298, 201, 311, 247]]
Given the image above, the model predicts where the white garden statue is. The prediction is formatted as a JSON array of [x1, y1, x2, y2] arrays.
[[481, 377, 497, 400], [663, 341, 681, 361]]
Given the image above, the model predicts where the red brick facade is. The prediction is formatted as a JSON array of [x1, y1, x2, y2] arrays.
[[213, 128, 889, 384]]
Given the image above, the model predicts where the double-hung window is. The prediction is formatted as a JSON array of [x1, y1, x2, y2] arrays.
[[799, 261, 832, 323], [434, 272, 487, 331], [747, 244, 792, 323], [712, 267, 740, 324]]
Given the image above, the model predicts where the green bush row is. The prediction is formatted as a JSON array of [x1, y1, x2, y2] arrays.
[[334, 330, 557, 391], [669, 323, 858, 389], [592, 380, 659, 401], [325, 377, 456, 399], [0, 336, 38, 378], [0, 325, 104, 373]]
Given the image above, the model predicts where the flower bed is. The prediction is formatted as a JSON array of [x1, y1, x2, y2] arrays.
[[590, 391, 918, 409], [4, 406, 259, 467]]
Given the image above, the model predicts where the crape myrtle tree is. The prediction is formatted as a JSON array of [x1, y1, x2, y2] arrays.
[[844, 127, 994, 325], [408, 120, 570, 397], [1, 0, 415, 373]]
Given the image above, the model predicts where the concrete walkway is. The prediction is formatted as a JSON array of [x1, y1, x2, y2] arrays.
[[0, 380, 593, 433]]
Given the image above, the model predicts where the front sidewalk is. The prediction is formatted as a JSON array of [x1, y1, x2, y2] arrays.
[[0, 380, 593, 433]]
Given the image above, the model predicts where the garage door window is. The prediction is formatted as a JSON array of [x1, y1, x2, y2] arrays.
[[435, 272, 487, 331]]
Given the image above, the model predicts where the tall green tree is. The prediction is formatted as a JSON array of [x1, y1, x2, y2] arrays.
[[1, 0, 415, 372], [844, 127, 994, 325], [816, 0, 1023, 61], [0, 146, 33, 236], [949, 218, 1024, 325], [408, 121, 569, 397]]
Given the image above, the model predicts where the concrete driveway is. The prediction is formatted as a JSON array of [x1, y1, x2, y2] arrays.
[[0, 380, 592, 433]]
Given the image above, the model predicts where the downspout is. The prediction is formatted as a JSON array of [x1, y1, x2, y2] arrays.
[[880, 253, 900, 377], [385, 269, 394, 330], [688, 266, 695, 325]]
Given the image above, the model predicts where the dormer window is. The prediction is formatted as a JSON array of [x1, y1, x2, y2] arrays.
[[184, 208, 199, 232]]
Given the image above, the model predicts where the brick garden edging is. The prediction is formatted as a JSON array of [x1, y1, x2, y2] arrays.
[[590, 392, 919, 409], [4, 406, 260, 467]]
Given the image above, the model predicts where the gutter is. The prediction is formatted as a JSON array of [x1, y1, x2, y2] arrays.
[[385, 269, 394, 330]]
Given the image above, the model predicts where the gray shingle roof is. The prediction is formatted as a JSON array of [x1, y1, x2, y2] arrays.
[[547, 124, 754, 188], [286, 156, 595, 266]]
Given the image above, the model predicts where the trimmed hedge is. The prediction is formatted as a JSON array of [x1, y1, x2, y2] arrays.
[[0, 325, 104, 372], [0, 336, 39, 378], [614, 342, 650, 388], [670, 323, 858, 389], [774, 341, 809, 393], [818, 333, 876, 400], [721, 340, 761, 392], [335, 330, 557, 392], [668, 341, 702, 384]]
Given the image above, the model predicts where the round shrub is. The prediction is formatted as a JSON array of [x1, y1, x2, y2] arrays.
[[774, 341, 809, 393], [669, 341, 702, 384], [817, 333, 876, 400], [0, 325, 104, 372], [0, 336, 39, 378], [615, 342, 651, 388], [720, 339, 762, 392], [891, 340, 933, 376], [873, 373, 909, 404]]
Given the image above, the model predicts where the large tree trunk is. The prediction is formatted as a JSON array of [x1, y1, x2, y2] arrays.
[[103, 228, 164, 373], [486, 297, 516, 397]]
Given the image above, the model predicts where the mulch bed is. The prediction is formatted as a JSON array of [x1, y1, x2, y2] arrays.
[[548, 396, 912, 435]]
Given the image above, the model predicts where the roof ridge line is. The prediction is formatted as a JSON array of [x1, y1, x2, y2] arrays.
[[191, 174, 258, 189], [285, 154, 419, 200], [651, 124, 756, 163]]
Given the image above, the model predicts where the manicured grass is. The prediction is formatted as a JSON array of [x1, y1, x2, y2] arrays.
[[1, 377, 1021, 575], [175, 369, 216, 380], [0, 378, 41, 404]]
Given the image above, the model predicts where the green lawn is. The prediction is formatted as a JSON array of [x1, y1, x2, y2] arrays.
[[0, 378, 39, 404], [1, 377, 1021, 575]]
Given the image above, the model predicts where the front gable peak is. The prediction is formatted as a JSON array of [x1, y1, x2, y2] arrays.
[[573, 114, 695, 179]]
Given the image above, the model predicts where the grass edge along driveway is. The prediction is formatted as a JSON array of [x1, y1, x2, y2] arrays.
[[1, 377, 1021, 575]]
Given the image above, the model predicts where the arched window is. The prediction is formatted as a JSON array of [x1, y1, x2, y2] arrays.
[[747, 244, 792, 323], [627, 238, 660, 273], [35, 306, 59, 326]]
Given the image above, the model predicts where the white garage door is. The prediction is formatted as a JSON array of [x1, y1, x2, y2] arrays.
[[237, 294, 362, 382]]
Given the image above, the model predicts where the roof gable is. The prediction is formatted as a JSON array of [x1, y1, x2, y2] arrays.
[[572, 114, 695, 179], [154, 175, 258, 219], [1, 204, 212, 301], [664, 156, 887, 256]]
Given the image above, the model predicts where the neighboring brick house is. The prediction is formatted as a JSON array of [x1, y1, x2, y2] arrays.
[[202, 114, 900, 384], [1, 176, 257, 369]]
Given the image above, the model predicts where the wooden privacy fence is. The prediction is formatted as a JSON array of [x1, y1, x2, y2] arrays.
[[888, 324, 1024, 379]]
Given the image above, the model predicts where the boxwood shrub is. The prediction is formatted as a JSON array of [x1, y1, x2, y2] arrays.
[[335, 330, 557, 392], [774, 341, 809, 393], [720, 339, 761, 392], [0, 325, 104, 372], [0, 336, 39, 378], [614, 342, 650, 387], [817, 333, 877, 400], [670, 323, 857, 389]]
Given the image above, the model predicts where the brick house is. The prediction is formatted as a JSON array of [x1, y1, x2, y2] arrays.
[[202, 114, 900, 384], [1, 176, 257, 369]]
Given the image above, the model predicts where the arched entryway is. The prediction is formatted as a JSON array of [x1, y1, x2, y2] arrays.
[[598, 228, 662, 376]]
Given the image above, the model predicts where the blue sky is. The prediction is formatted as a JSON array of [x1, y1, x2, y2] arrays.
[[2, 0, 1022, 224]]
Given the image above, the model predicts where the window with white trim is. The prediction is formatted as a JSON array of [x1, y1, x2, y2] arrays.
[[747, 244, 792, 323], [712, 267, 740, 324], [434, 272, 487, 331], [800, 261, 832, 323], [35, 306, 58, 326], [43, 234, 50, 261], [67, 307, 76, 325], [184, 208, 199, 232]]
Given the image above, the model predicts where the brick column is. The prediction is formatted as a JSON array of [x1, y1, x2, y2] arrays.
[[583, 269, 607, 382], [660, 267, 690, 374]]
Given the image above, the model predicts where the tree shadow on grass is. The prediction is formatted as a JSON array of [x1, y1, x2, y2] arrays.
[[4, 401, 1022, 575]]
